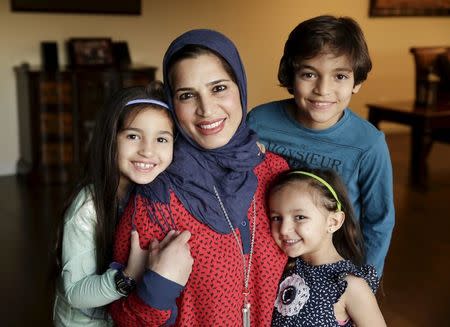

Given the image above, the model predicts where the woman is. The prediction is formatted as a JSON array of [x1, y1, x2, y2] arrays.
[[110, 29, 288, 326]]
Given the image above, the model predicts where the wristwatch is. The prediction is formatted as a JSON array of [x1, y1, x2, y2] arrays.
[[114, 269, 136, 296]]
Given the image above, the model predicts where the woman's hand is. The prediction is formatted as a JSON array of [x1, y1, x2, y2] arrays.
[[123, 230, 148, 281], [148, 230, 194, 286]]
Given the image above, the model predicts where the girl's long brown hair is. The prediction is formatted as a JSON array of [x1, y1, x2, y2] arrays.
[[52, 81, 169, 278]]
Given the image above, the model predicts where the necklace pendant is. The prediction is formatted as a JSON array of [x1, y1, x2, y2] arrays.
[[213, 186, 255, 327], [242, 302, 250, 327]]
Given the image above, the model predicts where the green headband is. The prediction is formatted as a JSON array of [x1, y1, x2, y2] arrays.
[[288, 171, 342, 211]]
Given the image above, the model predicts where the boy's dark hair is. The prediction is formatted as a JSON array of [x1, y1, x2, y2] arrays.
[[267, 167, 365, 266], [278, 15, 372, 94], [52, 81, 170, 280]]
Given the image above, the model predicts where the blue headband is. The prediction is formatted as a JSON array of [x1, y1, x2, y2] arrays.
[[125, 99, 169, 109]]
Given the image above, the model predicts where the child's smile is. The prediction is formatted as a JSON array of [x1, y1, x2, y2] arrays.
[[132, 160, 157, 171]]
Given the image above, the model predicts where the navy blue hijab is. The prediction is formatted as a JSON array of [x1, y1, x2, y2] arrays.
[[137, 29, 263, 234]]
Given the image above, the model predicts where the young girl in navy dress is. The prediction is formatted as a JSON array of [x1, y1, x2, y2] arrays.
[[268, 168, 386, 326]]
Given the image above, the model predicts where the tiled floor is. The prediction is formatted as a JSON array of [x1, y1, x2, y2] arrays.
[[0, 132, 449, 326]]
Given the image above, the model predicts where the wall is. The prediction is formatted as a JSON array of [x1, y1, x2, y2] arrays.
[[0, 0, 449, 175]]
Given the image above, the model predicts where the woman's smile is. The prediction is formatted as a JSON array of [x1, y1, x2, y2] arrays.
[[196, 118, 226, 135]]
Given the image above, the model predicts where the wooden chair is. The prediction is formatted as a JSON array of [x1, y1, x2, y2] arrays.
[[410, 46, 450, 144], [410, 46, 450, 107]]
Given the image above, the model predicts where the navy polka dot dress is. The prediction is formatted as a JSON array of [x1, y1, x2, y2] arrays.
[[272, 258, 379, 326]]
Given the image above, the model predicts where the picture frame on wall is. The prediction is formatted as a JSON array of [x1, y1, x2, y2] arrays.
[[10, 0, 141, 15], [369, 0, 450, 17], [67, 38, 114, 67]]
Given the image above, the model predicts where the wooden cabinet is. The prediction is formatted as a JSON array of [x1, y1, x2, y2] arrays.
[[15, 64, 156, 183]]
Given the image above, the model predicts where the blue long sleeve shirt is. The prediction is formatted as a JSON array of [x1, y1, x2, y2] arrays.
[[247, 99, 395, 276]]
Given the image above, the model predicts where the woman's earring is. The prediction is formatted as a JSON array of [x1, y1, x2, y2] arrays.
[[328, 227, 333, 233]]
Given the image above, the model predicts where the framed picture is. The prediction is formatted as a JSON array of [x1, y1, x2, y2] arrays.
[[67, 38, 114, 67], [370, 0, 450, 17], [11, 0, 141, 15]]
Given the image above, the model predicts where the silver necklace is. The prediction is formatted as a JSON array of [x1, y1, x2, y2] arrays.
[[213, 186, 256, 327]]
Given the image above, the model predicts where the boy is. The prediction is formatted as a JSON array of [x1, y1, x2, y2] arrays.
[[247, 15, 394, 276]]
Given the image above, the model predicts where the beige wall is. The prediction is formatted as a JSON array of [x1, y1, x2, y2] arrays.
[[0, 1, 449, 175]]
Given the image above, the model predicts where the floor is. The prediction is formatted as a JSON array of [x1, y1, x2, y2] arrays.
[[0, 133, 449, 326]]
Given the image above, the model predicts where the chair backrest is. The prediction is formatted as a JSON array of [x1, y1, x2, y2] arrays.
[[410, 46, 450, 107]]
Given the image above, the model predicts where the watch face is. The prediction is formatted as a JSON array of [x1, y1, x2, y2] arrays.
[[115, 270, 136, 296]]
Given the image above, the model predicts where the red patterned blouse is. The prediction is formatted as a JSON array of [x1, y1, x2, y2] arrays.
[[110, 152, 288, 326]]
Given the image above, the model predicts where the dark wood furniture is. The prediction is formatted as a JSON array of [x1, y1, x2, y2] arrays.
[[15, 64, 157, 183], [368, 46, 450, 188], [367, 101, 450, 188], [410, 46, 450, 107]]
